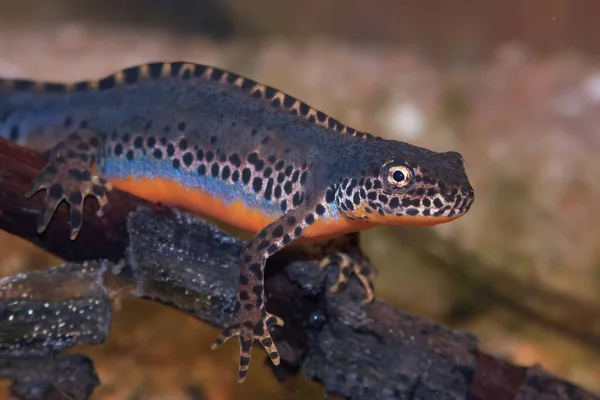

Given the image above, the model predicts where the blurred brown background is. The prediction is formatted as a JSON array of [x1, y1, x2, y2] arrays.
[[1, 0, 599, 398]]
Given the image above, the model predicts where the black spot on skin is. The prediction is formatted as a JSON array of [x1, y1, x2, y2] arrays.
[[263, 87, 277, 100], [252, 177, 263, 193], [345, 200, 355, 211], [166, 143, 175, 157], [422, 198, 431, 207], [239, 291, 249, 301], [274, 185, 282, 199], [211, 68, 224, 81], [315, 204, 326, 215], [196, 149, 204, 161], [247, 152, 259, 164], [179, 138, 188, 151], [272, 97, 281, 107], [299, 102, 310, 116], [325, 189, 335, 203], [300, 171, 308, 185], [248, 263, 263, 280], [389, 197, 400, 208], [232, 170, 240, 182], [292, 170, 300, 183], [242, 168, 251, 185], [282, 95, 295, 108], [285, 165, 293, 176], [238, 273, 249, 286], [229, 153, 241, 167], [401, 198, 411, 207], [122, 133, 130, 143], [126, 150, 135, 161], [221, 165, 231, 180], [98, 75, 117, 90], [266, 243, 279, 254], [182, 152, 193, 167], [114, 144, 123, 157], [277, 172, 285, 184], [274, 160, 284, 171], [282, 234, 292, 245], [286, 216, 297, 226], [123, 66, 140, 83], [378, 195, 389, 204], [292, 192, 300, 207], [263, 167, 273, 178], [143, 63, 162, 79], [146, 136, 156, 148], [211, 163, 219, 177], [365, 180, 373, 190], [264, 179, 273, 201], [433, 198, 443, 208], [281, 200, 287, 212], [209, 136, 218, 145], [367, 192, 377, 201], [205, 151, 214, 162], [294, 226, 303, 237], [197, 164, 206, 176], [226, 72, 239, 84], [160, 137, 167, 146], [272, 225, 284, 238], [133, 136, 144, 149], [241, 79, 255, 92], [406, 208, 419, 216], [305, 214, 315, 225], [153, 148, 163, 159], [353, 192, 361, 205], [416, 187, 426, 196], [172, 158, 180, 169], [284, 181, 293, 195], [48, 184, 63, 200]]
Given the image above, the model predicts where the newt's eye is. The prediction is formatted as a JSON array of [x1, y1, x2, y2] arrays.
[[383, 164, 412, 189]]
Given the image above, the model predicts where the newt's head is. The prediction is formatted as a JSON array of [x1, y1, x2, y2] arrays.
[[334, 139, 474, 226]]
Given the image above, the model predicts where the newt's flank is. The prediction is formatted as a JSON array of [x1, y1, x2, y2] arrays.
[[0, 62, 475, 382]]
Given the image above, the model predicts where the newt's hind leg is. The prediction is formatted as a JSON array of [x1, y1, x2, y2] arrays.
[[25, 128, 109, 239], [310, 233, 377, 304]]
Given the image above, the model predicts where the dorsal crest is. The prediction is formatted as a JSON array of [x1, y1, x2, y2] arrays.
[[0, 61, 373, 139]]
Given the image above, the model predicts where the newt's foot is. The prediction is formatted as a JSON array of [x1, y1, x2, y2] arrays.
[[25, 129, 109, 239], [320, 252, 377, 305], [211, 306, 284, 383]]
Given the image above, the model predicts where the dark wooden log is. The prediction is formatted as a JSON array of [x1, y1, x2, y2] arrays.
[[0, 137, 598, 400]]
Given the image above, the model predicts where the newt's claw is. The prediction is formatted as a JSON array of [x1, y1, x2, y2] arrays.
[[25, 129, 108, 239], [320, 253, 377, 305], [211, 307, 284, 383]]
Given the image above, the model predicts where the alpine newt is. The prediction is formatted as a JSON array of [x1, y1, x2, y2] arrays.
[[0, 62, 475, 382]]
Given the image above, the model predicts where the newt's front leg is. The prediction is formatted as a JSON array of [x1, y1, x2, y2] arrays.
[[24, 128, 109, 239], [211, 205, 320, 382]]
